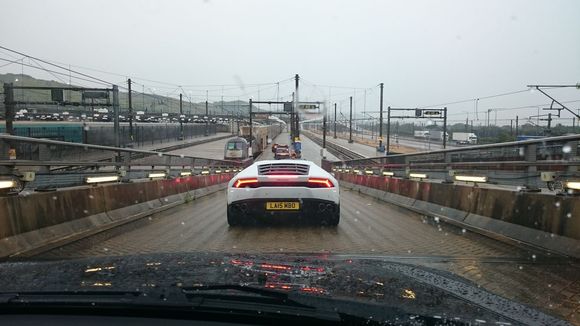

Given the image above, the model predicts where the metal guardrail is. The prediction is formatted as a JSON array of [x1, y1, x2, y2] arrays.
[[0, 134, 239, 166], [311, 131, 580, 189], [0, 134, 245, 191]]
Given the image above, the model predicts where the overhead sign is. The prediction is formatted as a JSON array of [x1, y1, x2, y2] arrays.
[[423, 110, 442, 116], [283, 102, 293, 112], [415, 109, 443, 117], [299, 104, 319, 110], [51, 89, 64, 102]]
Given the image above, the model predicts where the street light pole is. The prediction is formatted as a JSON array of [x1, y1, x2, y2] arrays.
[[443, 107, 447, 149], [249, 98, 253, 157], [179, 93, 184, 140], [294, 74, 300, 141], [379, 82, 384, 151], [128, 78, 133, 141], [386, 106, 391, 155], [204, 100, 209, 136], [348, 96, 353, 143], [322, 107, 327, 150], [333, 103, 337, 139]]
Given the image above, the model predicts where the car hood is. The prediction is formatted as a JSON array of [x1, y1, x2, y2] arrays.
[[0, 252, 566, 325]]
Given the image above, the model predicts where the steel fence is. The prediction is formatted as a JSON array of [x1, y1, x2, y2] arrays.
[[325, 134, 580, 189]]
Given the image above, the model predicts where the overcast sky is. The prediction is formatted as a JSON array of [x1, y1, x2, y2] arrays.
[[1, 0, 579, 125]]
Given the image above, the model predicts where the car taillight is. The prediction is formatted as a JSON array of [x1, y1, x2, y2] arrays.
[[307, 178, 334, 188], [233, 178, 259, 188]]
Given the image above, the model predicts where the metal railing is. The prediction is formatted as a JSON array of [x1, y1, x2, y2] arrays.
[[325, 134, 580, 190], [0, 134, 245, 191]]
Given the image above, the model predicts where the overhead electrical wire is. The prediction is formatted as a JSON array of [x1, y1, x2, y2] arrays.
[[300, 78, 377, 91], [0, 56, 26, 69], [0, 45, 116, 86], [0, 45, 294, 101], [28, 57, 70, 85], [0, 57, 111, 87], [415, 87, 569, 109], [445, 99, 580, 117]]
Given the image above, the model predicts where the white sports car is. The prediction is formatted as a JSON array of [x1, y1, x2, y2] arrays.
[[226, 160, 340, 226]]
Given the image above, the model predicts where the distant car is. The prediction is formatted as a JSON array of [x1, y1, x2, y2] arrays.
[[274, 147, 290, 160], [271, 143, 279, 153], [227, 160, 340, 226]]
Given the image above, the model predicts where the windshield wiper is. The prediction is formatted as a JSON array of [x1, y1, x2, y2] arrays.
[[181, 284, 290, 300], [181, 284, 432, 324], [179, 284, 343, 321], [0, 288, 475, 325], [0, 290, 142, 304]]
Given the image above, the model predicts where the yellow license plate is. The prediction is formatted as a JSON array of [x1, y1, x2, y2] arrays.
[[266, 202, 300, 210]]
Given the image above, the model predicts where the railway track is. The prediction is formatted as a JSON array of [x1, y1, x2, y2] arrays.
[[301, 131, 367, 161]]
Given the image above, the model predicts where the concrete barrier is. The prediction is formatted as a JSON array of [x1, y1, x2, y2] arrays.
[[337, 174, 580, 258], [0, 173, 235, 259]]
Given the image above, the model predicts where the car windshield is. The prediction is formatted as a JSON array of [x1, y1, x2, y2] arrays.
[[1, 1, 579, 325]]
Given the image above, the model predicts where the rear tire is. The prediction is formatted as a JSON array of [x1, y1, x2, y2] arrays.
[[322, 205, 340, 226], [227, 205, 243, 226]]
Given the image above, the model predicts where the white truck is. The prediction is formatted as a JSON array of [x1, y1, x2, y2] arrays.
[[452, 132, 478, 145], [414, 130, 430, 138]]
